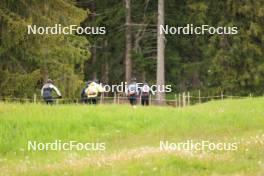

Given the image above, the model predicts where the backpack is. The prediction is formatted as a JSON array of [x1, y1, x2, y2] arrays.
[[141, 85, 150, 96], [43, 85, 53, 98], [128, 84, 137, 96], [86, 83, 98, 97]]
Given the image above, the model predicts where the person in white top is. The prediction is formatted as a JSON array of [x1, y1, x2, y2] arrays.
[[41, 79, 62, 104]]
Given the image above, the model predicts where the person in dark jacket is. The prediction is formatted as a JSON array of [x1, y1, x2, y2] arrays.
[[41, 79, 62, 104], [139, 83, 153, 106], [81, 81, 92, 104]]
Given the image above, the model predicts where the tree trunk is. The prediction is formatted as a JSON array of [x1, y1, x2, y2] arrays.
[[142, 71, 146, 82], [92, 44, 97, 80], [42, 66, 48, 84], [156, 0, 165, 105], [103, 62, 109, 84], [125, 0, 132, 82], [91, 2, 97, 80], [101, 40, 109, 84]]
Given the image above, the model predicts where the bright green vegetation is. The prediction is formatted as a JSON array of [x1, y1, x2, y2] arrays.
[[0, 98, 264, 175]]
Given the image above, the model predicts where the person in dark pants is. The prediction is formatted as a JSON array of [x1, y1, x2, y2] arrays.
[[88, 98, 97, 104], [141, 95, 149, 106], [129, 95, 137, 105], [126, 78, 139, 106], [41, 79, 62, 104], [140, 83, 153, 106], [81, 81, 91, 104]]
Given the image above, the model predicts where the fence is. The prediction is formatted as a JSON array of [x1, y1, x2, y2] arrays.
[[0, 91, 254, 107]]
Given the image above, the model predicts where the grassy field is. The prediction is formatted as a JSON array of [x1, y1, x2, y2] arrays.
[[0, 98, 264, 176]]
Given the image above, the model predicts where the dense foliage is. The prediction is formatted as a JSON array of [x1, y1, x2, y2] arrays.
[[79, 0, 264, 96], [1, 0, 264, 98], [0, 0, 89, 98]]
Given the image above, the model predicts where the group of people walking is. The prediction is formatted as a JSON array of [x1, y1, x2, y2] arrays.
[[126, 78, 154, 106], [41, 78, 153, 106]]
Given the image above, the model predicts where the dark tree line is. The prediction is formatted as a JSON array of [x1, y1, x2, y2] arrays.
[[80, 0, 264, 96], [0, 0, 264, 99]]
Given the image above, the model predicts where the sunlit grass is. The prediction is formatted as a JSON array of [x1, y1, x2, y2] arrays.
[[0, 98, 264, 175]]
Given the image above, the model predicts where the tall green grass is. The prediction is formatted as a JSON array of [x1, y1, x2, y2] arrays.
[[0, 98, 264, 175]]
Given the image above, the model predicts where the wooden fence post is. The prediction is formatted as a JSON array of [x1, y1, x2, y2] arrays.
[[113, 92, 116, 104], [100, 93, 103, 104], [182, 92, 186, 107], [221, 91, 224, 101], [187, 92, 190, 106], [33, 93, 37, 104], [199, 90, 201, 104], [178, 93, 181, 107], [175, 94, 177, 107], [149, 94, 152, 106]]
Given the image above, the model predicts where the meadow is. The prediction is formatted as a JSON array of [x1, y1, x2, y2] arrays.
[[0, 98, 264, 176]]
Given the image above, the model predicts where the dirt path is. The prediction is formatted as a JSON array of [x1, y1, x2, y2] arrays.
[[1, 146, 231, 175]]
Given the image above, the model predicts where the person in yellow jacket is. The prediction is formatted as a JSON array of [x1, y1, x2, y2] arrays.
[[85, 80, 104, 104]]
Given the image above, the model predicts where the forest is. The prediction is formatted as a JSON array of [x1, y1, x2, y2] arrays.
[[1, 0, 264, 99]]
